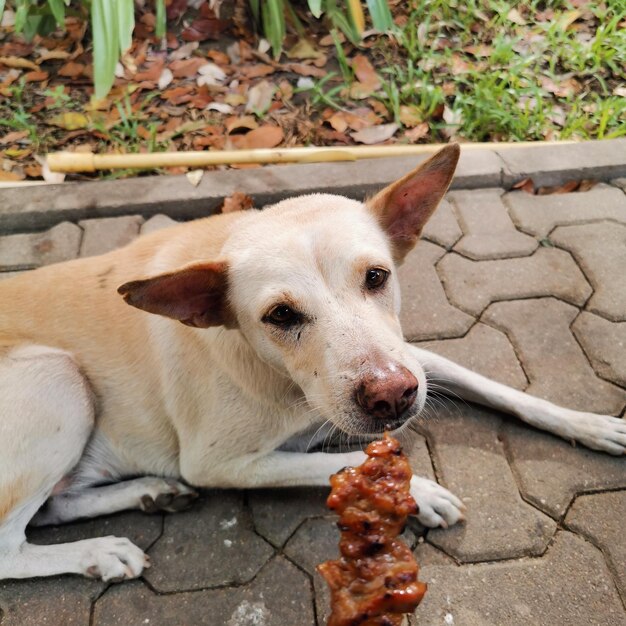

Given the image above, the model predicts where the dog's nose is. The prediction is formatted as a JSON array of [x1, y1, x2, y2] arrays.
[[356, 366, 418, 421]]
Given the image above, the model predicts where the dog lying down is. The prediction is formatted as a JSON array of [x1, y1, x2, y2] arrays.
[[0, 144, 624, 582]]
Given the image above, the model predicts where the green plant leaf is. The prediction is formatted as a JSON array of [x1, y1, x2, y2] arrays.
[[0, 1, 6, 21], [346, 0, 365, 36], [365, 0, 394, 32], [155, 0, 166, 38], [262, 0, 285, 59], [47, 0, 66, 27], [117, 0, 135, 55], [307, 0, 323, 19], [328, 9, 359, 45], [14, 0, 28, 33], [92, 0, 119, 99], [249, 0, 260, 25]]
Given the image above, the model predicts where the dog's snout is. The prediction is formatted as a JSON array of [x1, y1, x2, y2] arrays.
[[356, 365, 418, 421]]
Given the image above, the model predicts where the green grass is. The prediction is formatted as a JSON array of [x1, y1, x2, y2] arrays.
[[366, 0, 626, 141]]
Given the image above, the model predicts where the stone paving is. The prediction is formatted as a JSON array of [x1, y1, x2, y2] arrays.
[[0, 181, 625, 626]]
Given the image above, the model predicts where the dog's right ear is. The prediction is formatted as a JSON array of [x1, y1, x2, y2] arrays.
[[118, 261, 233, 328], [367, 143, 460, 263]]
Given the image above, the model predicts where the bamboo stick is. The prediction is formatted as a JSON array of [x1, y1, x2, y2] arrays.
[[46, 141, 579, 173]]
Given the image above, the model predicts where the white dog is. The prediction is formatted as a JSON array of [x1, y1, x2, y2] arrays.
[[0, 144, 623, 582]]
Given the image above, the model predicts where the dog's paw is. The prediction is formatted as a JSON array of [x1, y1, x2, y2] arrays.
[[81, 536, 150, 582], [567, 413, 626, 455], [139, 478, 199, 513], [410, 476, 465, 529]]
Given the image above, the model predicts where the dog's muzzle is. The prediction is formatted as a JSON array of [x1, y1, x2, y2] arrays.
[[355, 364, 418, 428]]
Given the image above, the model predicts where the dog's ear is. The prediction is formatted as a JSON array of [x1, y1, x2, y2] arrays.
[[117, 261, 233, 328], [367, 143, 460, 262]]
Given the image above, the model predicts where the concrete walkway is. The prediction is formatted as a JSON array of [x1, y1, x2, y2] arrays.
[[0, 149, 625, 625]]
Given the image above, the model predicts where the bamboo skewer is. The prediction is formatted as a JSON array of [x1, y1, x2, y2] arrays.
[[46, 141, 578, 173]]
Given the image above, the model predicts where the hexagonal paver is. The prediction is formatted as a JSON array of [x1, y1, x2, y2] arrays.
[[0, 510, 161, 626], [417, 322, 527, 390], [140, 214, 179, 235], [284, 517, 339, 577], [506, 184, 626, 237], [413, 531, 625, 626], [399, 241, 474, 341], [504, 420, 626, 518], [420, 401, 556, 562], [573, 312, 626, 387], [0, 577, 97, 626], [438, 248, 592, 316], [565, 490, 626, 603], [26, 510, 163, 551], [0, 222, 81, 271], [551, 221, 626, 321], [483, 299, 626, 415], [93, 556, 315, 626], [450, 188, 537, 260], [144, 490, 274, 592], [422, 199, 462, 249], [79, 215, 143, 257], [248, 487, 329, 548]]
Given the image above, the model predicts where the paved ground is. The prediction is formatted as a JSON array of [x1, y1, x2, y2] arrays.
[[0, 180, 625, 625]]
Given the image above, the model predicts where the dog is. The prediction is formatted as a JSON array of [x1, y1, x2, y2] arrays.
[[0, 144, 624, 582]]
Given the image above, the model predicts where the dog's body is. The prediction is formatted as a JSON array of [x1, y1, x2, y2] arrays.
[[1, 145, 624, 582]]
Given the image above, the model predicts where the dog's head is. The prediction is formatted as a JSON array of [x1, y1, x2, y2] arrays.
[[119, 144, 459, 435]]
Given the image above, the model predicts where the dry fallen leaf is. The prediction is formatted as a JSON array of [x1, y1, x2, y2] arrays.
[[206, 102, 233, 113], [399, 105, 423, 127], [404, 122, 429, 142], [351, 123, 398, 144], [36, 48, 71, 63], [169, 58, 207, 78], [507, 8, 526, 25], [512, 178, 535, 194], [242, 124, 284, 149], [23, 70, 48, 83], [221, 191, 254, 213], [245, 80, 276, 114], [537, 180, 580, 195], [328, 112, 349, 133], [58, 61, 86, 78], [0, 170, 25, 182], [225, 115, 258, 134], [47, 112, 90, 130], [197, 62, 227, 86], [186, 169, 204, 187], [239, 64, 275, 79], [286, 39, 324, 61], [170, 41, 200, 61], [158, 67, 174, 90], [0, 56, 38, 70]]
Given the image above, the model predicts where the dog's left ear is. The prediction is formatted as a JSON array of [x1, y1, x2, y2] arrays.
[[368, 143, 460, 262], [117, 261, 233, 328]]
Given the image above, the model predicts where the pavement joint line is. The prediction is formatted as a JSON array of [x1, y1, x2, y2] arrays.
[[568, 311, 626, 395], [559, 519, 626, 610], [499, 424, 562, 526], [477, 295, 584, 376], [475, 315, 531, 389], [561, 488, 626, 609], [424, 529, 558, 566]]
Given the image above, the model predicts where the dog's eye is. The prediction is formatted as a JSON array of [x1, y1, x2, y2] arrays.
[[265, 304, 300, 327], [365, 268, 389, 290]]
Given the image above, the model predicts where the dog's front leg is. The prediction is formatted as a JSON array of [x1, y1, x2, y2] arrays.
[[409, 345, 626, 455], [185, 450, 464, 528]]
